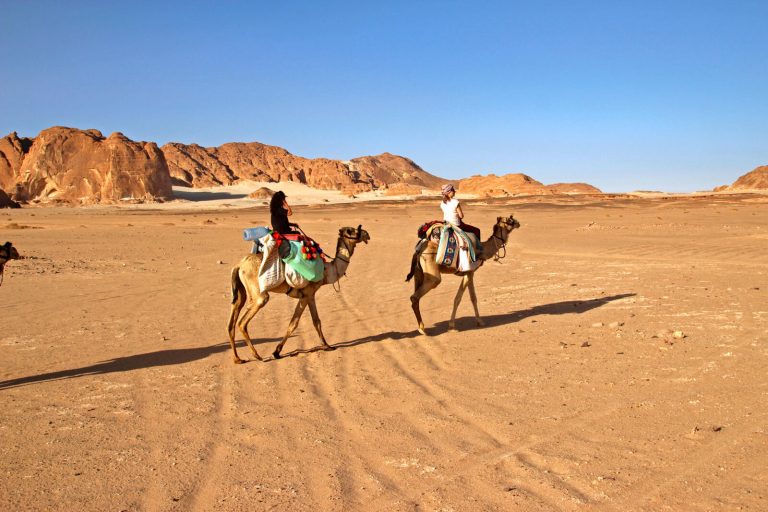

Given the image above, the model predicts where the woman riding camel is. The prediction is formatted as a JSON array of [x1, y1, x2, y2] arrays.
[[440, 184, 480, 240], [270, 191, 301, 235]]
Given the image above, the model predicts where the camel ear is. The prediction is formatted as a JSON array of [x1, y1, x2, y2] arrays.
[[497, 216, 502, 223]]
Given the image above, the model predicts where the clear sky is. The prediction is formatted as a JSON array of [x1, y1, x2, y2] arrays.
[[1, 1, 766, 192]]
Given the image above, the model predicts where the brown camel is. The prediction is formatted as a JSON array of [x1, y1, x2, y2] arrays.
[[227, 225, 370, 363], [0, 242, 21, 287], [406, 215, 521, 334]]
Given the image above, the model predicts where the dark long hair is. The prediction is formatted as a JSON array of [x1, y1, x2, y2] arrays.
[[270, 191, 286, 213]]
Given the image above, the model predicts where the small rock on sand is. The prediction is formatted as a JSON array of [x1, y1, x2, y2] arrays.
[[591, 322, 604, 328]]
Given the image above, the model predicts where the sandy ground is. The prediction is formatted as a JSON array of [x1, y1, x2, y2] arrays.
[[168, 181, 440, 209], [1, 193, 767, 511]]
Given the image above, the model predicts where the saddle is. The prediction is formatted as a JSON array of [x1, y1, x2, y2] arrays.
[[416, 221, 481, 269]]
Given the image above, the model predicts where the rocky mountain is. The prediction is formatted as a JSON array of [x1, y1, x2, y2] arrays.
[[162, 142, 444, 195], [457, 173, 602, 197], [1, 125, 605, 204], [458, 173, 551, 197], [1, 127, 172, 204], [715, 165, 768, 191]]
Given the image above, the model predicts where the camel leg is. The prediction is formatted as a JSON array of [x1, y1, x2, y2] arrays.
[[307, 297, 334, 351], [237, 293, 269, 361], [467, 272, 484, 326], [227, 272, 248, 364], [411, 272, 441, 336], [449, 275, 470, 331], [273, 299, 308, 359]]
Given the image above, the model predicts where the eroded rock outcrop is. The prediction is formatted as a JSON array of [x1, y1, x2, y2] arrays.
[[163, 141, 361, 190], [719, 165, 768, 191], [0, 132, 33, 192], [163, 141, 444, 193], [546, 183, 603, 194], [11, 127, 172, 204], [457, 173, 554, 197]]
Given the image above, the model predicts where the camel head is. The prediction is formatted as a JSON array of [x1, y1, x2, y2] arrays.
[[338, 225, 371, 246], [1, 242, 20, 262], [494, 215, 521, 242]]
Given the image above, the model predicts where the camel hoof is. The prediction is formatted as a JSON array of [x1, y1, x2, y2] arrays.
[[323, 345, 336, 351], [418, 327, 428, 336], [233, 358, 245, 365], [272, 351, 282, 360], [448, 327, 458, 333], [476, 319, 486, 327]]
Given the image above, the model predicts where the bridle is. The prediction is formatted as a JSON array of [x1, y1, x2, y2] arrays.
[[331, 226, 366, 291], [491, 219, 516, 262]]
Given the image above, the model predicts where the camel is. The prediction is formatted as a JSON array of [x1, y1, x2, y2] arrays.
[[227, 225, 370, 363], [406, 215, 521, 335], [0, 242, 21, 287]]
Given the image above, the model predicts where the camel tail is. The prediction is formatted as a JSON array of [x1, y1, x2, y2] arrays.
[[405, 250, 420, 282], [230, 266, 243, 304]]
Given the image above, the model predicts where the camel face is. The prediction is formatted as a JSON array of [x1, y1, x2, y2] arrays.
[[338, 226, 370, 244], [1, 242, 19, 261]]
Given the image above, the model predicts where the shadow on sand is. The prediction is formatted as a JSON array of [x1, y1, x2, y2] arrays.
[[173, 190, 250, 201], [277, 293, 636, 359], [0, 336, 283, 390], [1, 294, 635, 385]]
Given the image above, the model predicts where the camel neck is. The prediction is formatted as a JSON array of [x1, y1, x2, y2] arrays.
[[480, 230, 505, 261], [325, 238, 354, 284]]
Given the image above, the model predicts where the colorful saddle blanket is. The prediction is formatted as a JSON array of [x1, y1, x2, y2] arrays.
[[435, 224, 478, 268]]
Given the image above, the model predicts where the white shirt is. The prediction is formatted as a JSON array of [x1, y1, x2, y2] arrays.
[[440, 198, 461, 225]]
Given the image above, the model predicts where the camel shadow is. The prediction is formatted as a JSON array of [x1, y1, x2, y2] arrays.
[[277, 293, 636, 358], [0, 340, 271, 390]]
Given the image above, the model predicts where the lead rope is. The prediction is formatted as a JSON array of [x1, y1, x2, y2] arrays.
[[332, 238, 353, 293], [492, 231, 507, 262]]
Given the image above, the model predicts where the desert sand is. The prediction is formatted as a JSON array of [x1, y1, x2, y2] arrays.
[[1, 192, 767, 511]]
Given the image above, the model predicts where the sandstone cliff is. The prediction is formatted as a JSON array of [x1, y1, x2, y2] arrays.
[[0, 132, 33, 192], [162, 141, 444, 193], [718, 165, 768, 191], [457, 173, 554, 197], [2, 127, 173, 204]]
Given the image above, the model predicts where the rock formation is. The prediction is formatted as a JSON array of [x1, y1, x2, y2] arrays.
[[248, 187, 275, 199], [546, 183, 603, 194], [717, 165, 768, 191], [0, 132, 33, 192], [0, 189, 20, 208], [162, 141, 444, 193], [457, 173, 553, 197], [2, 125, 606, 203], [1, 127, 173, 204], [348, 153, 443, 190]]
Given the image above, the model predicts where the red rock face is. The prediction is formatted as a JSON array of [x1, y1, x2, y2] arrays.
[[349, 153, 444, 190], [457, 173, 554, 196], [10, 127, 172, 204], [0, 132, 33, 192], [162, 141, 444, 192], [728, 165, 768, 190]]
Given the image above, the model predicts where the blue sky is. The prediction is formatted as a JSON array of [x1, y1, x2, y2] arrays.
[[1, 1, 766, 192]]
